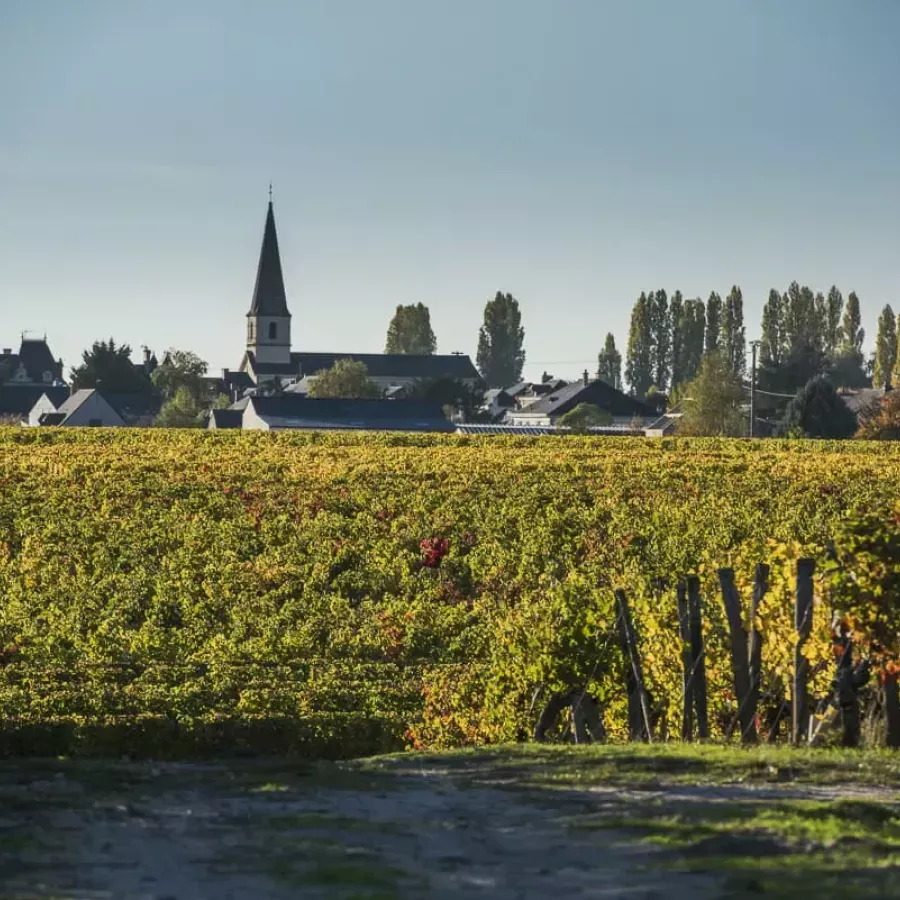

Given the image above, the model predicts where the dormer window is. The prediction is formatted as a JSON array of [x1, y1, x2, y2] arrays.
[[42, 371, 52, 383]]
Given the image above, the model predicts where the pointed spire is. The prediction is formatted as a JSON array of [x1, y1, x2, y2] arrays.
[[247, 194, 290, 318]]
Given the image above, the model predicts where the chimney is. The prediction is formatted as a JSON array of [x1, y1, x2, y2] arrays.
[[1, 348, 11, 356], [143, 347, 151, 365], [582, 369, 589, 386]]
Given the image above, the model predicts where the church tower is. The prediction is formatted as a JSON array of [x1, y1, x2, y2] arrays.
[[246, 195, 292, 367]]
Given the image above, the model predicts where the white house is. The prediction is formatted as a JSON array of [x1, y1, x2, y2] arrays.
[[28, 389, 125, 427]]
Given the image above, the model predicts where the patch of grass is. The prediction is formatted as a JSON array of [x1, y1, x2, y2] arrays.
[[571, 794, 900, 899], [361, 742, 900, 790]]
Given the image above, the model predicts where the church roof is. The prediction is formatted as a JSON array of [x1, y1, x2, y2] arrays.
[[290, 352, 480, 381], [247, 200, 290, 318]]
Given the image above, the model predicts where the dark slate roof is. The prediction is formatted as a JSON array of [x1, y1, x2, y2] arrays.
[[0, 385, 69, 414], [104, 392, 162, 418], [210, 409, 243, 429], [250, 396, 453, 432], [223, 370, 255, 391], [503, 382, 532, 398], [289, 352, 479, 381], [247, 201, 290, 318], [839, 388, 885, 414], [16, 339, 63, 382], [515, 379, 656, 418]]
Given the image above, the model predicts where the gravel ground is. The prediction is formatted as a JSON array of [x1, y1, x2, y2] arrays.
[[0, 755, 894, 900]]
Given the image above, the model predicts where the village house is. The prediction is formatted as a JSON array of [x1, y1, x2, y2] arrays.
[[0, 338, 68, 417]]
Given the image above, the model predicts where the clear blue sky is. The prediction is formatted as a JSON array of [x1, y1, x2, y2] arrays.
[[2, 1, 898, 382]]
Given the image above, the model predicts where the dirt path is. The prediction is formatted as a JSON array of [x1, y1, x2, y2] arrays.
[[0, 757, 730, 900], [4, 754, 899, 899]]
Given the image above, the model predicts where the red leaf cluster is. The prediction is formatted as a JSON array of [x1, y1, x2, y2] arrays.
[[420, 538, 449, 568]]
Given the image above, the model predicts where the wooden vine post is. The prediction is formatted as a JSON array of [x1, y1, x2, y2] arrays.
[[792, 558, 815, 746], [686, 576, 709, 739], [832, 618, 869, 748], [676, 581, 694, 741], [718, 568, 756, 743], [614, 589, 653, 742], [748, 563, 768, 740], [884, 675, 900, 749]]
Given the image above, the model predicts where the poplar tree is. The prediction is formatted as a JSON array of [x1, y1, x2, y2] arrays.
[[760, 289, 785, 367], [385, 303, 437, 355], [650, 289, 670, 391], [873, 304, 898, 390], [681, 298, 707, 384], [840, 292, 864, 355], [597, 333, 622, 389], [669, 291, 685, 388], [705, 292, 722, 354], [625, 293, 654, 398], [825, 286, 843, 356], [721, 285, 746, 377], [476, 291, 526, 388]]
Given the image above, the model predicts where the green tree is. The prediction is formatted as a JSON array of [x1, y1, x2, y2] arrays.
[[625, 292, 654, 398], [759, 289, 785, 367], [721, 285, 746, 377], [668, 291, 685, 388], [680, 297, 706, 384], [557, 403, 612, 433], [778, 376, 857, 439], [705, 292, 722, 354], [384, 303, 437, 355], [70, 339, 153, 394], [308, 359, 381, 399], [825, 286, 843, 356], [783, 283, 822, 354], [150, 349, 208, 403], [893, 310, 900, 392], [840, 291, 865, 356], [154, 386, 225, 428], [476, 291, 525, 388], [596, 333, 622, 389], [814, 291, 828, 354], [678, 351, 746, 437], [873, 305, 898, 391], [650, 289, 670, 390]]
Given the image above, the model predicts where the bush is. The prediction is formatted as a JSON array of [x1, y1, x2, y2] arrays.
[[779, 376, 857, 439]]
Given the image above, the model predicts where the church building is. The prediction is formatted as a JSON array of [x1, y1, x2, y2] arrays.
[[229, 198, 479, 392]]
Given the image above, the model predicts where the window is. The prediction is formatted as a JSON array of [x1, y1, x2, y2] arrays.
[[42, 371, 52, 383], [268, 322, 277, 340]]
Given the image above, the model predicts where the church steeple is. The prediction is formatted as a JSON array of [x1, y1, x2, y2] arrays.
[[246, 194, 292, 367], [247, 198, 290, 318]]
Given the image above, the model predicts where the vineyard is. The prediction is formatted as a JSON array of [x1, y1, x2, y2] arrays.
[[0, 428, 899, 757]]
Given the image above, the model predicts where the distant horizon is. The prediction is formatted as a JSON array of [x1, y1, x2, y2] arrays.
[[2, 1, 898, 383]]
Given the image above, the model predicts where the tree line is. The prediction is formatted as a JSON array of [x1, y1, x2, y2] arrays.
[[607, 283, 900, 400]]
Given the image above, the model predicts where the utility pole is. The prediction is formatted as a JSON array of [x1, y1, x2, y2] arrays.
[[749, 340, 761, 438]]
